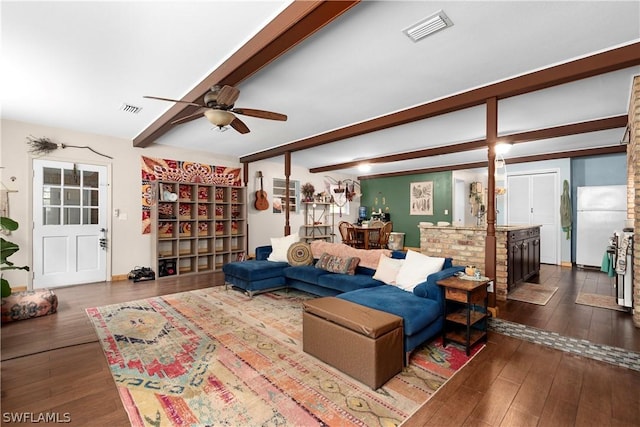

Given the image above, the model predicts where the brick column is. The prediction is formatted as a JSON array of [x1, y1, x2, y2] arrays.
[[419, 225, 510, 301]]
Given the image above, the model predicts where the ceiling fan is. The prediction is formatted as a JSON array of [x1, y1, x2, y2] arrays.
[[144, 84, 287, 134]]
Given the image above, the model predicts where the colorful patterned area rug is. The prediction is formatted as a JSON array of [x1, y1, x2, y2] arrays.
[[507, 283, 558, 305], [575, 292, 628, 312], [86, 288, 483, 426]]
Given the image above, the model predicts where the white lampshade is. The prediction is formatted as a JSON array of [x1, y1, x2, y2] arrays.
[[204, 109, 235, 126]]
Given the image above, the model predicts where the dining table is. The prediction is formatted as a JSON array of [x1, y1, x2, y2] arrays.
[[351, 225, 382, 250]]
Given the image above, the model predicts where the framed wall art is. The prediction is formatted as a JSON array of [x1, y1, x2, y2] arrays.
[[410, 181, 433, 215]]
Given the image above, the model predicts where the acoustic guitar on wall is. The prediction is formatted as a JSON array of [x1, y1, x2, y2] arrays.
[[254, 171, 269, 211]]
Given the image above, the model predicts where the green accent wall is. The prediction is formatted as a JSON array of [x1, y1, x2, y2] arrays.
[[360, 171, 453, 248]]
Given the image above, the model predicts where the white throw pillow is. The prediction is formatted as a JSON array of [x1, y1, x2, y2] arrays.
[[395, 250, 444, 291], [372, 254, 405, 285], [267, 233, 300, 262]]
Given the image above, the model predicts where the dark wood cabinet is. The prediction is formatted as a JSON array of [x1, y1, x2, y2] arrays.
[[507, 226, 540, 290]]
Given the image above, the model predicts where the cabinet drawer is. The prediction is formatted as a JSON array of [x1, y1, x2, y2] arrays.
[[508, 227, 540, 241], [446, 286, 487, 304], [445, 287, 467, 303]]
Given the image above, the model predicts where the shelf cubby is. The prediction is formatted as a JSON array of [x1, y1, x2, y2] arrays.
[[152, 181, 246, 279]]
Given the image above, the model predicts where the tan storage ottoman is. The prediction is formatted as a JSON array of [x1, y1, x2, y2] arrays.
[[303, 297, 403, 389]]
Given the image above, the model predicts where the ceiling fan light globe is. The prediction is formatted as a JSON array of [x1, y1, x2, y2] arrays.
[[204, 109, 235, 126]]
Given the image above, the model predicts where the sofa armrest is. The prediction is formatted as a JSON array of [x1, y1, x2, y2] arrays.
[[412, 266, 465, 306], [255, 245, 273, 261]]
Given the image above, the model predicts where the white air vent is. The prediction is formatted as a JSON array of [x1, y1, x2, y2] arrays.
[[403, 10, 453, 42], [119, 103, 142, 114]]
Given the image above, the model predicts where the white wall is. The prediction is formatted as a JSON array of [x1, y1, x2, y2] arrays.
[[244, 158, 358, 253], [452, 169, 488, 226], [1, 119, 241, 286], [0, 119, 360, 286]]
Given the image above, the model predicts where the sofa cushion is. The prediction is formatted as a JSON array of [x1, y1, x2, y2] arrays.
[[267, 233, 299, 262], [315, 253, 360, 275], [287, 241, 313, 266], [395, 250, 445, 291], [223, 260, 289, 281], [372, 254, 404, 285], [283, 265, 332, 283], [338, 286, 441, 336], [316, 272, 383, 293], [310, 240, 390, 270]]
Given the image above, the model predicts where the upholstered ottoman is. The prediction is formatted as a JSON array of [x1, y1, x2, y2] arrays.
[[302, 297, 403, 389], [1, 289, 58, 323], [223, 260, 289, 297]]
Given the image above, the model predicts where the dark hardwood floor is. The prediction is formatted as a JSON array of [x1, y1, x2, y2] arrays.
[[1, 265, 638, 426], [496, 264, 640, 352]]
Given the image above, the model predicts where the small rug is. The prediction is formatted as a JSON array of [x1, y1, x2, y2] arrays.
[[86, 288, 483, 427], [489, 317, 640, 372], [575, 292, 628, 312], [507, 283, 558, 305]]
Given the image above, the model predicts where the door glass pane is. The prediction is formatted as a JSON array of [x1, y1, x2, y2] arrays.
[[63, 169, 80, 186], [64, 188, 81, 206], [43, 207, 61, 225], [83, 189, 98, 207], [43, 187, 61, 206], [83, 171, 99, 188], [43, 167, 61, 185], [83, 208, 99, 224], [64, 207, 81, 224]]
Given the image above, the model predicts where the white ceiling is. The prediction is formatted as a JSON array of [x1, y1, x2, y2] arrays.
[[2, 1, 639, 177]]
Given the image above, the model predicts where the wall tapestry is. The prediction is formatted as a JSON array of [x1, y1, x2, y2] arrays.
[[141, 156, 241, 234], [410, 181, 433, 215]]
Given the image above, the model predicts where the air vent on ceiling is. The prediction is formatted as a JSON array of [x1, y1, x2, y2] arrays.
[[119, 103, 142, 114], [403, 10, 453, 42]]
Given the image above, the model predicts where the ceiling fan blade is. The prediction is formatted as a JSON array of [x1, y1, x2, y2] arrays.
[[231, 108, 287, 121], [229, 117, 250, 134], [171, 108, 206, 125], [216, 85, 240, 107], [143, 95, 203, 107]]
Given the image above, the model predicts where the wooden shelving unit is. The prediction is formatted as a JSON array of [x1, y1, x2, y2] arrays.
[[301, 201, 334, 242], [152, 181, 246, 278]]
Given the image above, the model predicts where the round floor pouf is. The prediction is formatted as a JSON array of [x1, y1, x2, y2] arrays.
[[1, 289, 58, 323], [287, 242, 313, 266]]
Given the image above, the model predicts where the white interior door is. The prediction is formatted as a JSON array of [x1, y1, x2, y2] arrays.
[[507, 172, 559, 265], [506, 176, 530, 224], [531, 173, 558, 265], [33, 160, 108, 288]]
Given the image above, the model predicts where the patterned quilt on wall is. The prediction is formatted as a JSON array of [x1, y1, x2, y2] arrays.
[[141, 156, 241, 234]]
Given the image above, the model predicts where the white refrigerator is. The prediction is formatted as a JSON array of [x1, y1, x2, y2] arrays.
[[576, 185, 627, 267]]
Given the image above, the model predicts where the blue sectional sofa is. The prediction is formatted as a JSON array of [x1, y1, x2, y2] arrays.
[[223, 244, 463, 359]]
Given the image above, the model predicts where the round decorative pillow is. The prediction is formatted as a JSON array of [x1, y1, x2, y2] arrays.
[[287, 241, 313, 266]]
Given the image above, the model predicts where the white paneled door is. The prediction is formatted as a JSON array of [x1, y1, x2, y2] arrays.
[[33, 160, 108, 288], [507, 172, 559, 265]]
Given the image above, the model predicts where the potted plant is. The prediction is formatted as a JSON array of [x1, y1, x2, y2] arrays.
[[301, 182, 315, 202], [1, 216, 30, 298]]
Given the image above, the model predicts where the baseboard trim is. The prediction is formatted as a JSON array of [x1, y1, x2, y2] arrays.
[[560, 261, 573, 268], [111, 274, 129, 282]]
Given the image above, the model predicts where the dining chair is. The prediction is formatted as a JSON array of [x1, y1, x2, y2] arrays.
[[339, 221, 363, 248], [370, 222, 393, 249], [368, 220, 385, 248]]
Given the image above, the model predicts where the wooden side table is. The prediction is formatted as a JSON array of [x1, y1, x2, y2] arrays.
[[437, 276, 490, 355]]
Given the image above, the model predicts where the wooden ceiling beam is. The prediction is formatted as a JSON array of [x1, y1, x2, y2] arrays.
[[133, 0, 360, 148], [241, 42, 640, 163], [309, 115, 628, 173], [358, 145, 627, 180]]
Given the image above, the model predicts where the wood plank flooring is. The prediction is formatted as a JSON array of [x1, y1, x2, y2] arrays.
[[1, 265, 638, 426]]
